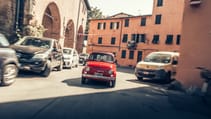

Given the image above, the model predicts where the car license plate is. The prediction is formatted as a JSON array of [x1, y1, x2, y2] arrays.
[[143, 71, 149, 75], [95, 72, 103, 76]]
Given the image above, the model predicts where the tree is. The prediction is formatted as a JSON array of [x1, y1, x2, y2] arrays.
[[88, 7, 104, 19], [85, 7, 104, 34]]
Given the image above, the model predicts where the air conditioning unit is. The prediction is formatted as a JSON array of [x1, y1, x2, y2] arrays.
[[190, 0, 202, 5], [127, 40, 137, 50]]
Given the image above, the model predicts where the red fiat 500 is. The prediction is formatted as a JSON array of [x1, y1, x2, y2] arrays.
[[81, 52, 116, 87]]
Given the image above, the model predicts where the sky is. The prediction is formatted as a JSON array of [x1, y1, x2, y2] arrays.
[[88, 0, 154, 16]]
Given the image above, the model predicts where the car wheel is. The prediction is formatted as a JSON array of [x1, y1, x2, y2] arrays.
[[166, 72, 172, 82], [0, 64, 18, 86], [41, 62, 51, 77], [81, 77, 87, 84], [137, 77, 143, 81], [108, 80, 116, 88]]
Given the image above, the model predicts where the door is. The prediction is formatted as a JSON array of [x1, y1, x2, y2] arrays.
[[137, 51, 143, 63]]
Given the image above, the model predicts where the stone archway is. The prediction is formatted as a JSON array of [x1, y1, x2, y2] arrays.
[[42, 2, 61, 40], [64, 20, 75, 48], [76, 25, 83, 53]]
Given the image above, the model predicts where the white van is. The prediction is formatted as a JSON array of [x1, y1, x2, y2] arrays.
[[135, 51, 179, 81], [62, 47, 79, 69]]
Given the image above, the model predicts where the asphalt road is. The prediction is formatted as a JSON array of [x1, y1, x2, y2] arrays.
[[0, 65, 210, 119]]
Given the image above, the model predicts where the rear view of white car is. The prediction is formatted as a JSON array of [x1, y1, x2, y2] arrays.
[[63, 47, 79, 69]]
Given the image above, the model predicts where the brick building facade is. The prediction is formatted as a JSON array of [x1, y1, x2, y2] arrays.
[[0, 0, 90, 53], [176, 0, 211, 88], [87, 0, 184, 67]]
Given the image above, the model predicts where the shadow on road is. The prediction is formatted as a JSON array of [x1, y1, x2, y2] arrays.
[[17, 70, 42, 78], [0, 87, 211, 119], [117, 67, 134, 74], [127, 78, 173, 89], [62, 78, 109, 89]]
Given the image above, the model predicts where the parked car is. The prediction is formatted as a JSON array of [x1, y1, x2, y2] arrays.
[[79, 53, 89, 66], [135, 51, 179, 81], [81, 52, 117, 87], [0, 33, 19, 86], [62, 47, 79, 69], [11, 36, 63, 77]]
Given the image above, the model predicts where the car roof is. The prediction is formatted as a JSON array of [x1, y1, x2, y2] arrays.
[[151, 51, 179, 56]]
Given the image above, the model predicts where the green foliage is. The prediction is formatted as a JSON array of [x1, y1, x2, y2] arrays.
[[85, 7, 104, 34], [23, 24, 46, 37], [88, 7, 104, 19]]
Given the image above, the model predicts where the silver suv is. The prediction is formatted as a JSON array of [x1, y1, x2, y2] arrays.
[[11, 36, 63, 77], [0, 33, 19, 86]]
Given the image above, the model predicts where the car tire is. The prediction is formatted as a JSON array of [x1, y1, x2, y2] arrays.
[[41, 61, 51, 77], [137, 77, 143, 81], [81, 77, 87, 84], [166, 72, 172, 82], [0, 64, 18, 86], [108, 80, 116, 88]]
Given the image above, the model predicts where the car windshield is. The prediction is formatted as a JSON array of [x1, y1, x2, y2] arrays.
[[88, 53, 114, 63], [144, 53, 171, 64], [0, 34, 10, 47], [63, 49, 72, 54], [19, 38, 51, 49]]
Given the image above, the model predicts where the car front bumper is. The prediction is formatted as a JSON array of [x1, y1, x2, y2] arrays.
[[135, 68, 167, 80], [19, 59, 47, 72], [82, 74, 115, 81]]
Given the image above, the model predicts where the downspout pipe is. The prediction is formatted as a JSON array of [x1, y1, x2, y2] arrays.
[[75, 0, 82, 49], [15, 0, 20, 32]]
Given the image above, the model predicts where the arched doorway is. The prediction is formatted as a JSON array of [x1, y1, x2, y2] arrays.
[[42, 2, 61, 40], [76, 25, 84, 53], [64, 20, 75, 48]]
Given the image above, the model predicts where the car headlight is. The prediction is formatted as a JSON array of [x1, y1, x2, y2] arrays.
[[108, 69, 113, 75], [33, 54, 47, 59], [85, 66, 90, 72]]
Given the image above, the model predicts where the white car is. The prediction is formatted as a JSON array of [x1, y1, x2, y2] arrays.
[[62, 47, 79, 69]]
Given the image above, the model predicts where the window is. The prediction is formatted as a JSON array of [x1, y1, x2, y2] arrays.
[[98, 37, 102, 44], [103, 22, 106, 29], [176, 35, 181, 45], [97, 22, 106, 30], [165, 35, 173, 45], [110, 22, 119, 29], [124, 19, 129, 27], [97, 23, 101, 29], [129, 51, 134, 59], [111, 37, 116, 44], [132, 34, 146, 43], [110, 22, 114, 29], [140, 34, 146, 43], [116, 22, 119, 29], [155, 14, 162, 24], [132, 34, 136, 41], [141, 17, 146, 26], [122, 34, 128, 43], [121, 50, 126, 58], [152, 35, 160, 44], [157, 0, 163, 7]]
